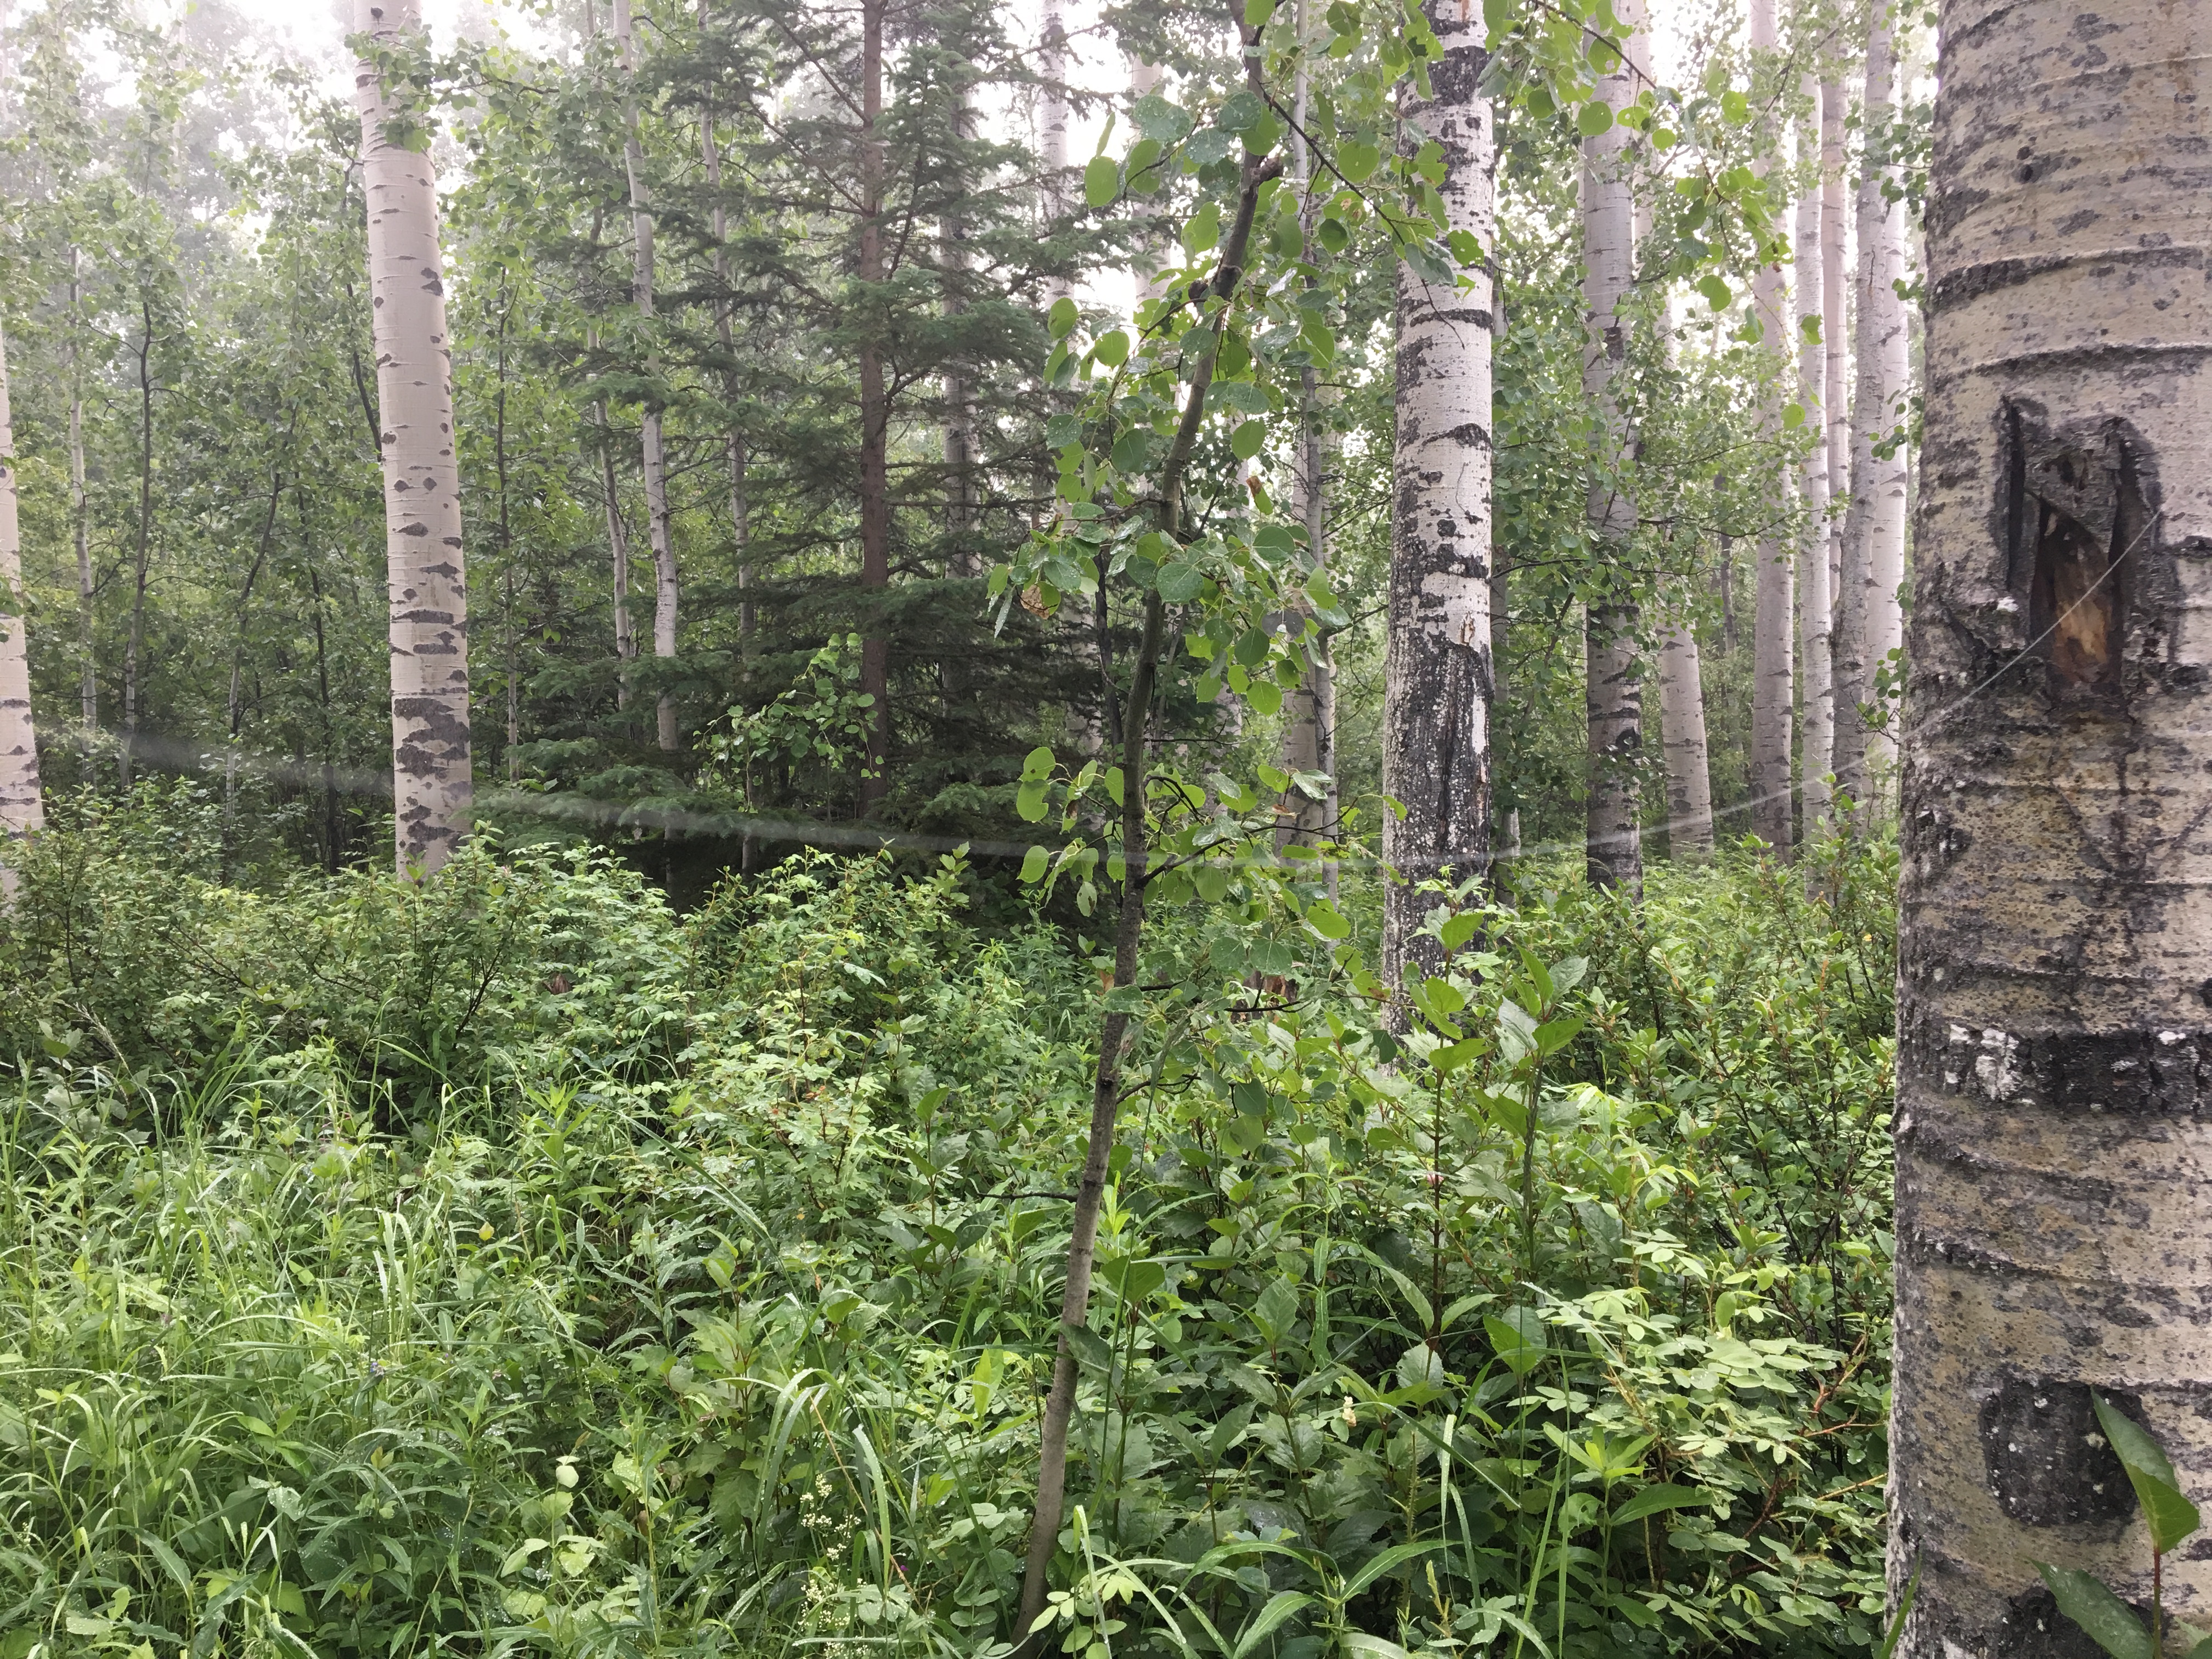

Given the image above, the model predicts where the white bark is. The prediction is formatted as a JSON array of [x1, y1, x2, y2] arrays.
[[0, 324, 41, 891], [1581, 0, 1645, 895], [1655, 610, 1713, 861], [1893, 0, 2212, 1649], [1747, 0, 1793, 853], [1380, 0, 1492, 1000], [1820, 71, 1848, 693], [1831, 6, 1908, 819], [1796, 94, 1833, 834], [699, 0, 754, 638], [69, 249, 93, 738], [1039, 0, 1071, 302], [354, 0, 471, 878], [613, 0, 679, 751]]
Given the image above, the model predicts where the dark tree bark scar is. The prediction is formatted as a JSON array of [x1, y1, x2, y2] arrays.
[[1979, 1377, 2142, 1527]]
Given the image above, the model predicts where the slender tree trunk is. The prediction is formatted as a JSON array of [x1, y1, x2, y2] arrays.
[[941, 71, 979, 582], [495, 289, 518, 781], [1038, 0, 1070, 286], [1380, 0, 1493, 1002], [69, 250, 94, 740], [1821, 74, 1848, 651], [1830, 5, 1907, 821], [1277, 0, 1338, 899], [1892, 0, 2212, 1649], [1796, 93, 1835, 835], [1745, 0, 1794, 853], [226, 439, 290, 840], [121, 296, 154, 791], [1014, 116, 1284, 1653], [612, 0, 680, 752], [856, 0, 891, 814], [698, 0, 754, 647], [0, 324, 41, 892], [1581, 0, 1644, 895], [353, 0, 471, 878], [1655, 609, 1712, 860]]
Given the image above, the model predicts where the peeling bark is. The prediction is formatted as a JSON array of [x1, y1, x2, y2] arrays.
[[354, 0, 471, 878], [0, 324, 41, 895], [1381, 0, 1493, 998], [1892, 0, 2212, 1650]]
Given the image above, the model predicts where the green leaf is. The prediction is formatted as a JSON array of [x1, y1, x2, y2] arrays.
[[1244, 112, 1282, 156], [1093, 329, 1130, 368], [1696, 273, 1733, 310], [1576, 101, 1614, 137], [1340, 1539, 1449, 1602], [2033, 1564, 2151, 1659], [1246, 679, 1283, 715], [1243, 0, 1278, 23], [1610, 1484, 1717, 1526], [1111, 428, 1158, 475], [1720, 88, 1750, 125], [1305, 901, 1351, 940], [1048, 297, 1079, 337], [1338, 141, 1379, 182], [1231, 419, 1267, 460], [1231, 1592, 1313, 1659], [2094, 1395, 2200, 1552], [1440, 911, 1481, 951], [1022, 744, 1057, 780], [1125, 136, 1165, 193], [1130, 94, 1193, 143], [1084, 154, 1120, 208], [1182, 200, 1221, 255], [1878, 1564, 1920, 1659], [1015, 782, 1050, 823], [1252, 1277, 1298, 1345], [1484, 1309, 1544, 1375], [1156, 561, 1206, 603]]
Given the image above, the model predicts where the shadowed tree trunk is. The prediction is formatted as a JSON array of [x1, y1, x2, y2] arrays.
[[1891, 0, 2212, 1649], [1380, 0, 1493, 1003], [1747, 0, 1793, 853], [1830, 2, 1907, 821], [1820, 72, 1847, 791], [612, 0, 680, 751], [121, 295, 154, 789], [69, 248, 93, 740], [1581, 0, 1645, 895], [0, 324, 41, 893], [699, 0, 754, 645], [856, 0, 891, 813], [1795, 91, 1833, 836], [353, 0, 471, 878]]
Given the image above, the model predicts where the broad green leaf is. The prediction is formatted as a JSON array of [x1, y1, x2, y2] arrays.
[[1130, 93, 1193, 143], [1048, 296, 1079, 337], [1720, 89, 1750, 125], [1440, 911, 1481, 951], [1155, 562, 1206, 602], [2094, 1395, 2200, 1551], [1305, 901, 1351, 940], [1015, 781, 1050, 822], [1231, 419, 1267, 460], [1231, 1591, 1313, 1659], [1022, 743, 1057, 780], [1252, 1277, 1298, 1345], [1338, 141, 1379, 182], [1093, 329, 1130, 367], [1782, 402, 1805, 429], [1083, 154, 1120, 208], [1696, 273, 1733, 310], [1182, 201, 1221, 255], [1246, 679, 1283, 715], [1125, 136, 1164, 193], [1244, 112, 1282, 155], [1610, 1483, 1716, 1526], [1576, 101, 1613, 137], [1485, 1308, 1545, 1375], [2033, 1564, 2151, 1659]]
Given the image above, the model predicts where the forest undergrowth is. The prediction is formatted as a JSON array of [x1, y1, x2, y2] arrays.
[[1, 788, 1898, 1659]]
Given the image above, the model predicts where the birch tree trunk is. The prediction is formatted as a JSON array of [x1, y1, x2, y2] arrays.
[[1796, 93, 1833, 833], [1830, 4, 1907, 821], [612, 0, 680, 752], [1891, 0, 2212, 1649], [121, 298, 153, 789], [1277, 0, 1337, 898], [1820, 70, 1848, 729], [1379, 0, 1493, 1001], [1038, 0, 1070, 292], [0, 324, 41, 891], [354, 0, 471, 878], [1747, 0, 1793, 853], [699, 1, 754, 642], [856, 0, 892, 813], [69, 249, 93, 739], [1655, 610, 1713, 860], [1581, 0, 1644, 895]]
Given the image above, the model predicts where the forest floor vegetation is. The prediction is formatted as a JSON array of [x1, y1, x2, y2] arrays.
[[2, 789, 1897, 1659]]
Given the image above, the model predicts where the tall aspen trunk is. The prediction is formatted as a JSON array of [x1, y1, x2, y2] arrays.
[[1892, 0, 2212, 1650], [353, 0, 471, 879], [1379, 0, 1493, 1002], [1796, 94, 1834, 834], [69, 250, 93, 739], [121, 297, 154, 789], [613, 0, 679, 752], [1580, 0, 1644, 895], [941, 75, 978, 580], [1820, 72, 1848, 696], [1277, 0, 1336, 898], [1038, 0, 1070, 284], [1830, 5, 1908, 820], [0, 324, 41, 891], [1746, 0, 1793, 853], [699, 0, 754, 645], [856, 0, 891, 814], [1655, 610, 1712, 860]]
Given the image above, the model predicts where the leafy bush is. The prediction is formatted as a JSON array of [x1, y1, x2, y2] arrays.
[[0, 813, 1896, 1659]]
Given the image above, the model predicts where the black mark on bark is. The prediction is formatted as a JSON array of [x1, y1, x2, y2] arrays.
[[1980, 1377, 2142, 1527]]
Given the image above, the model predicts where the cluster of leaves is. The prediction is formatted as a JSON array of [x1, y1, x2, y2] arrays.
[[1, 796, 1897, 1659]]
